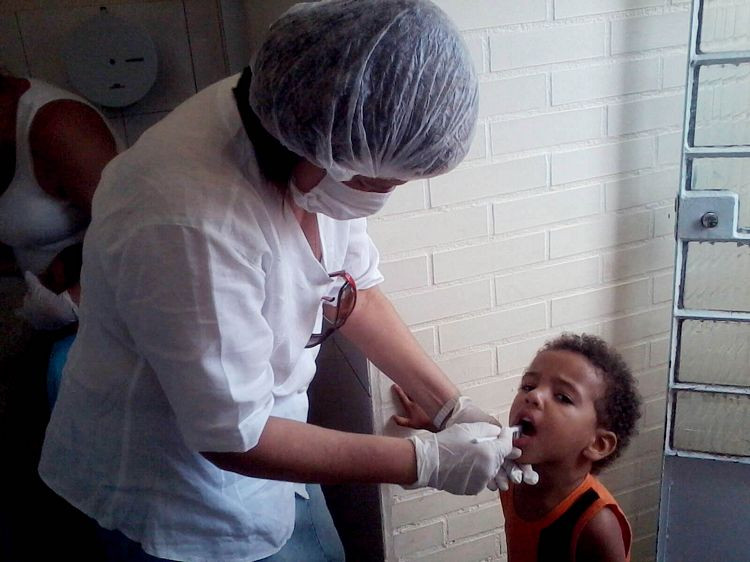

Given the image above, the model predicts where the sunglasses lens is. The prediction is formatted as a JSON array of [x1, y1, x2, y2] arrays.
[[334, 283, 356, 326], [305, 332, 327, 348], [305, 271, 357, 348]]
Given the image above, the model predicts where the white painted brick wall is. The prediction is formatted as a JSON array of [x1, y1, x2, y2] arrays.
[[605, 169, 679, 211], [653, 206, 676, 237], [435, 350, 495, 386], [611, 12, 690, 54], [439, 302, 548, 353], [390, 279, 492, 326], [446, 502, 503, 542], [463, 35, 485, 74], [639, 366, 669, 398], [489, 23, 606, 71], [394, 521, 444, 558], [380, 180, 428, 216], [550, 211, 653, 259], [649, 337, 670, 367], [657, 131, 682, 165], [493, 185, 602, 234], [479, 75, 547, 118], [379, 256, 430, 294], [554, 0, 663, 19], [608, 94, 684, 136], [369, 3, 689, 560], [433, 232, 546, 283], [551, 138, 655, 185], [391, 489, 499, 527], [602, 237, 676, 281], [550, 279, 652, 326], [491, 107, 602, 154], [663, 53, 688, 89], [434, 0, 546, 31], [409, 534, 499, 562], [412, 327, 437, 356], [552, 59, 660, 105], [652, 272, 674, 304], [466, 126, 488, 161], [598, 306, 672, 346], [495, 256, 600, 305], [430, 156, 546, 206], [497, 335, 552, 374], [369, 207, 488, 254]]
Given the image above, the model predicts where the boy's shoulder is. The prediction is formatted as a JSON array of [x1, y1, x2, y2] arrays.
[[575, 475, 631, 561], [576, 504, 628, 561]]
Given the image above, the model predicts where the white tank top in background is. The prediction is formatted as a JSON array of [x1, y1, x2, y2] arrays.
[[0, 79, 118, 274]]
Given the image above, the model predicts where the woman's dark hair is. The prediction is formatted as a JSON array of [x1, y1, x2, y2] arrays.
[[542, 333, 642, 472], [232, 67, 301, 193]]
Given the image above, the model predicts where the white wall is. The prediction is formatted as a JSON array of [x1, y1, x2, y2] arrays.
[[370, 2, 690, 561], [0, 0, 234, 147], [242, 0, 299, 61]]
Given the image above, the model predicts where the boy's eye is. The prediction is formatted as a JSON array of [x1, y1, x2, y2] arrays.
[[555, 393, 573, 404], [520, 384, 534, 392]]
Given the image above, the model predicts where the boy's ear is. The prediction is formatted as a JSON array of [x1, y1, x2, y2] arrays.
[[583, 429, 617, 463]]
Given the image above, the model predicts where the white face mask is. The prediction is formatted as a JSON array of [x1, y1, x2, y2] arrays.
[[289, 173, 392, 220]]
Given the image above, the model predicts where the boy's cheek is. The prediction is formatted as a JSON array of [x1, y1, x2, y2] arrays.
[[515, 448, 535, 465], [508, 397, 523, 419]]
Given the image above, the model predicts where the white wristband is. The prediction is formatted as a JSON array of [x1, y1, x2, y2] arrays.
[[432, 396, 459, 431]]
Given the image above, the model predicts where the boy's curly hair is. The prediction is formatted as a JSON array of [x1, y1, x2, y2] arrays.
[[542, 333, 641, 472]]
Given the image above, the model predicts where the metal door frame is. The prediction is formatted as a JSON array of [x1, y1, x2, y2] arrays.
[[658, 0, 750, 559]]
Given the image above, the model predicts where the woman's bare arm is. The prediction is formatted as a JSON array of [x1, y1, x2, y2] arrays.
[[202, 416, 417, 485]]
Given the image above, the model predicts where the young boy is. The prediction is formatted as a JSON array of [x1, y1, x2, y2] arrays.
[[393, 333, 641, 562]]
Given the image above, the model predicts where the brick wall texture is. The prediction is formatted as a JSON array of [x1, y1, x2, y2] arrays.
[[369, 1, 692, 560]]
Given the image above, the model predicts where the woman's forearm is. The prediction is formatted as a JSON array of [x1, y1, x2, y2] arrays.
[[202, 416, 417, 485], [339, 286, 460, 420]]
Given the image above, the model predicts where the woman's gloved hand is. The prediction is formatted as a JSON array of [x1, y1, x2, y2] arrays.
[[16, 271, 78, 330], [404, 422, 515, 495], [491, 453, 540, 491], [434, 395, 539, 490]]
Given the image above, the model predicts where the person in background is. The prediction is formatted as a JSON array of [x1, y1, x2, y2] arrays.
[[0, 69, 121, 401], [393, 333, 642, 562], [38, 2, 535, 561], [0, 70, 119, 560], [0, 70, 119, 329]]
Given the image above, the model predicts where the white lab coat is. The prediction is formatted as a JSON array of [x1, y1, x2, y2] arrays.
[[39, 75, 383, 562]]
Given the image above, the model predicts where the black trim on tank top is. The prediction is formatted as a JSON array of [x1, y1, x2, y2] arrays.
[[536, 488, 600, 562]]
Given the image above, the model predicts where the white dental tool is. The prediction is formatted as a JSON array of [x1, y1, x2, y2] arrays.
[[471, 425, 522, 443]]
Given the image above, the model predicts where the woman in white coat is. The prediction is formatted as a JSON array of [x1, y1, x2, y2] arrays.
[[39, 1, 534, 561]]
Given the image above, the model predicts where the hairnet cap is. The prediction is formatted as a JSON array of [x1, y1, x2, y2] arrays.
[[249, 0, 479, 182]]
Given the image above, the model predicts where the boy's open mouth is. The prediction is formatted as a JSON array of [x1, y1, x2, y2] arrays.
[[518, 418, 536, 437]]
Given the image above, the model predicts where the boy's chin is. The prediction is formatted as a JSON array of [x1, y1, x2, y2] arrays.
[[515, 452, 539, 466]]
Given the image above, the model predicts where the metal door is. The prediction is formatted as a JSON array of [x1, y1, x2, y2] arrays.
[[657, 1, 750, 560]]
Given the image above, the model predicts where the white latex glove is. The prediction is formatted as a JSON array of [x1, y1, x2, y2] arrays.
[[434, 397, 539, 491], [405, 422, 513, 495], [16, 271, 78, 330], [489, 447, 539, 491]]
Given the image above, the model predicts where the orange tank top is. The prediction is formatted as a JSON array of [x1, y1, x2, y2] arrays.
[[500, 474, 632, 562]]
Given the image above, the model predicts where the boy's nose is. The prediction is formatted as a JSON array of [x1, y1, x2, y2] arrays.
[[524, 389, 543, 408]]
